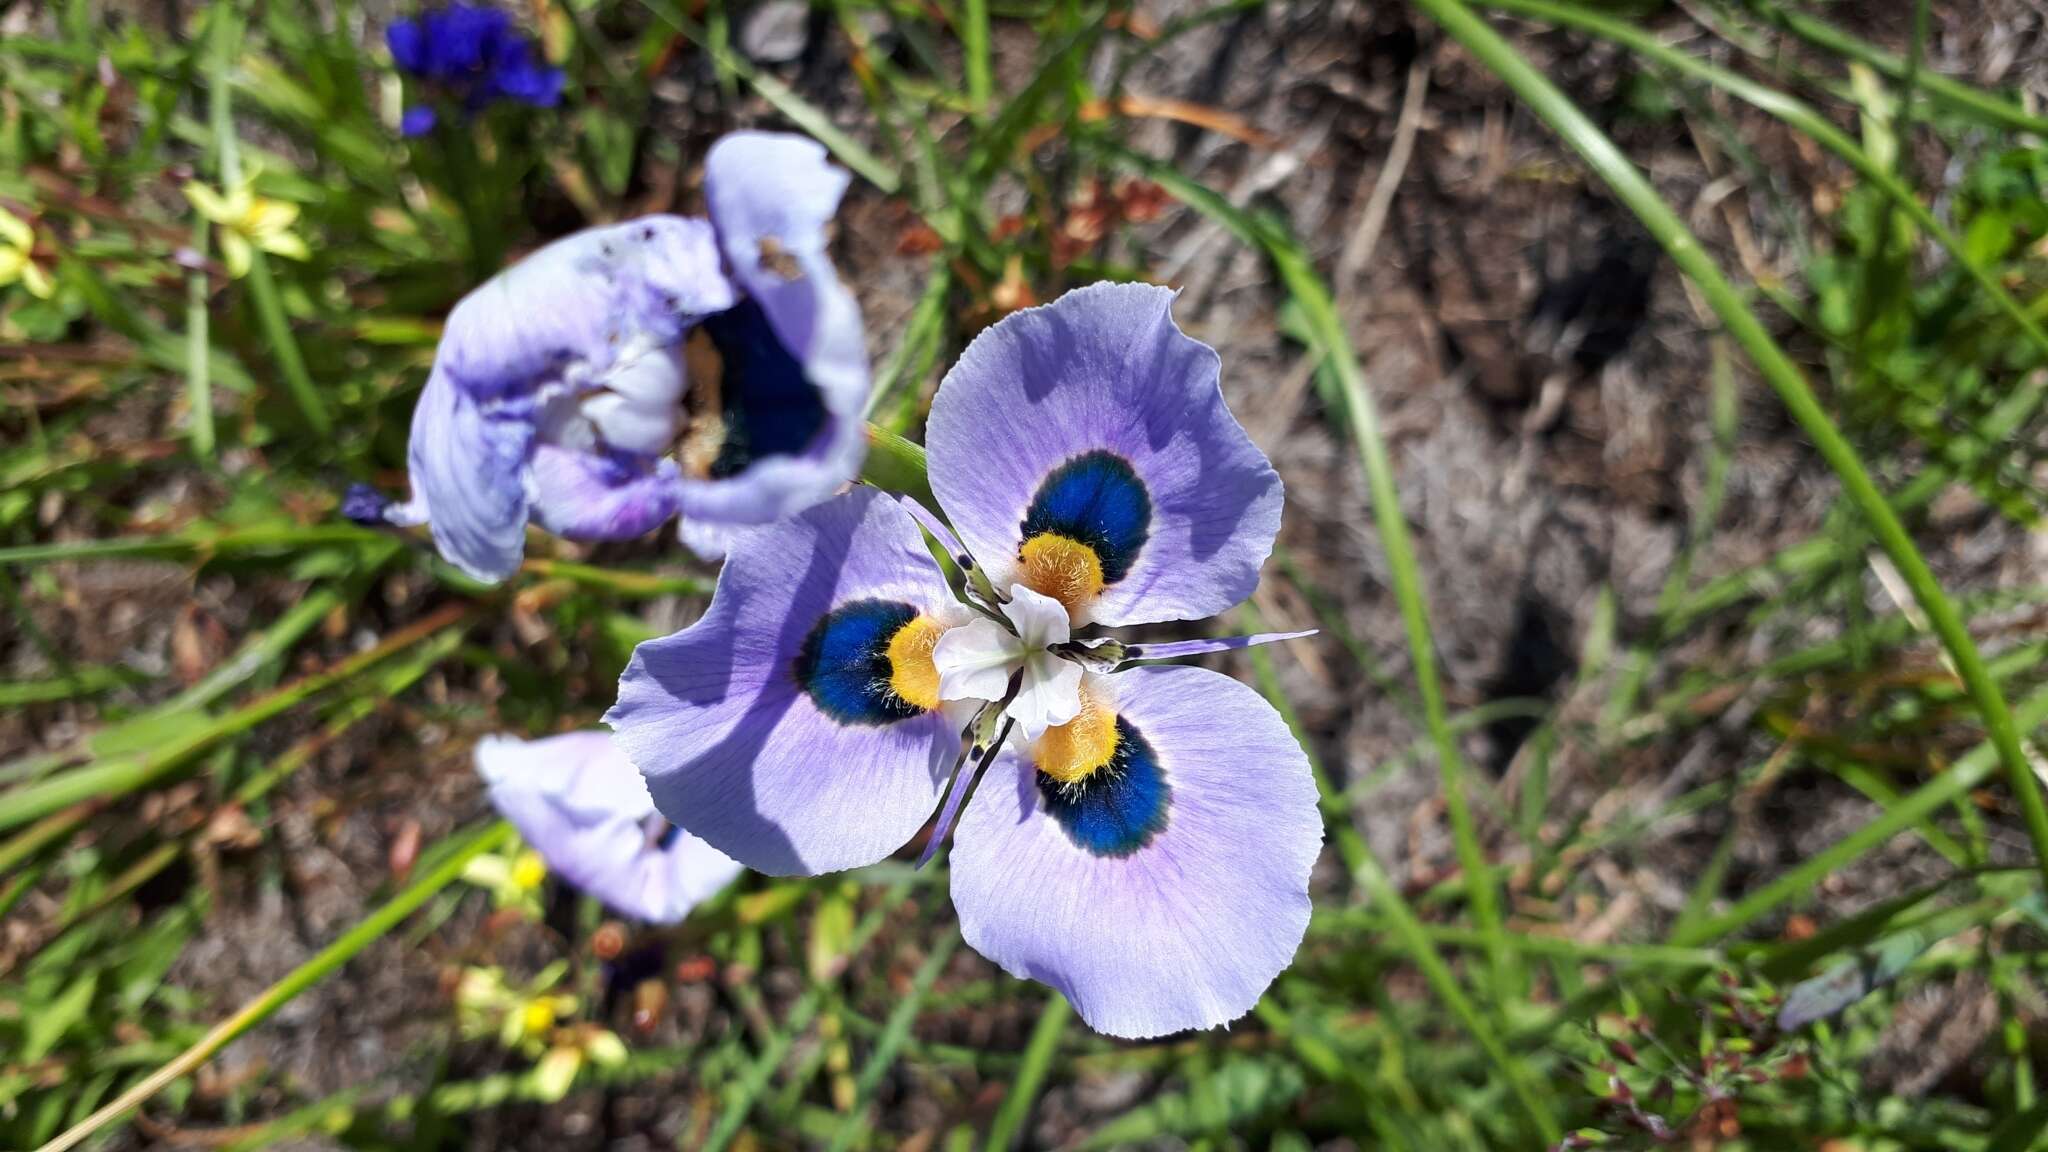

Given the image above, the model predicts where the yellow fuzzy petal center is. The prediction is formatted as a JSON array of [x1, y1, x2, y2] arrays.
[[885, 615, 946, 712], [1033, 692, 1118, 785], [1018, 532, 1104, 615]]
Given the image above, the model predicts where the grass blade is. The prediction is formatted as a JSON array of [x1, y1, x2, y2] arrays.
[[638, 0, 901, 194], [33, 819, 513, 1152], [1743, 0, 2048, 136], [828, 930, 960, 1152], [1477, 0, 2048, 371], [1241, 606, 1562, 1143], [1110, 145, 1514, 998], [983, 993, 1072, 1151], [1672, 683, 2048, 945], [1410, 0, 2048, 897]]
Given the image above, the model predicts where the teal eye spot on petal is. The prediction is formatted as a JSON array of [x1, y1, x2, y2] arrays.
[[794, 598, 937, 725], [1020, 450, 1151, 586], [1036, 715, 1170, 857]]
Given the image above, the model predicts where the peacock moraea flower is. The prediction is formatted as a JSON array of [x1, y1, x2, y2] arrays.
[[356, 132, 869, 582], [474, 730, 743, 924], [606, 282, 1322, 1038]]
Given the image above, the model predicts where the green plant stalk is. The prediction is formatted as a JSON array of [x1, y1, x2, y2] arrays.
[[1475, 0, 2048, 370], [185, 1, 241, 458], [1308, 912, 1725, 969], [963, 0, 993, 113], [983, 994, 1072, 1151], [202, 2, 329, 439], [1106, 143, 1513, 999], [34, 819, 512, 1152], [866, 260, 953, 429], [1411, 0, 2048, 898], [242, 251, 331, 437], [185, 216, 215, 458], [0, 523, 382, 566], [1242, 608, 1561, 1141], [1269, 236, 1509, 993], [1743, 0, 2048, 136]]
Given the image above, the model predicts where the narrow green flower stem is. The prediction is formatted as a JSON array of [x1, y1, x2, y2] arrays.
[[1309, 911, 1726, 969], [1243, 607, 1561, 1142], [34, 820, 513, 1152], [0, 523, 382, 566], [185, 0, 239, 458], [1741, 0, 2048, 137], [963, 0, 993, 114], [983, 994, 1073, 1151], [202, 1, 328, 439], [1264, 236, 1509, 991], [1475, 0, 2048, 369], [438, 118, 504, 286], [1410, 0, 2048, 899], [185, 214, 215, 458], [639, 0, 901, 194], [242, 251, 330, 438]]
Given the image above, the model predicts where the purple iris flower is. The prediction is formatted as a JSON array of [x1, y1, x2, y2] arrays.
[[606, 283, 1323, 1038], [387, 3, 563, 136], [362, 132, 870, 582], [476, 730, 743, 923]]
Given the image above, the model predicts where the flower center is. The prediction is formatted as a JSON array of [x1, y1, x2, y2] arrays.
[[1033, 701, 1170, 857], [1016, 449, 1151, 617], [1032, 692, 1118, 784], [884, 615, 946, 711], [1018, 533, 1105, 615], [675, 298, 829, 479], [511, 849, 548, 892], [795, 599, 946, 725]]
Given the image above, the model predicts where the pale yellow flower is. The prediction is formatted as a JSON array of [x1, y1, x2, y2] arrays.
[[183, 174, 311, 278], [460, 845, 548, 915], [530, 1026, 628, 1102], [0, 207, 54, 299]]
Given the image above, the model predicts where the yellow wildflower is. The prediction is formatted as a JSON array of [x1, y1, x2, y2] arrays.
[[183, 174, 311, 278], [0, 207, 54, 299]]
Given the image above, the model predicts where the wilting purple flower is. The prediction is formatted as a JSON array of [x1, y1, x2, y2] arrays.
[[607, 283, 1322, 1038], [356, 132, 869, 581], [476, 730, 743, 923], [387, 3, 563, 135]]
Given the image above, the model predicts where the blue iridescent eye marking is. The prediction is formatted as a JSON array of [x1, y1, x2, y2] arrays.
[[698, 298, 829, 478], [1036, 716, 1170, 857], [794, 599, 942, 726], [1020, 450, 1151, 585]]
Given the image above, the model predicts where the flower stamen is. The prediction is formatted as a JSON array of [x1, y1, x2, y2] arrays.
[[1033, 692, 1118, 785], [1019, 532, 1105, 614], [885, 615, 946, 711]]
